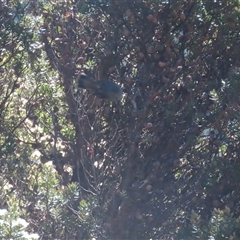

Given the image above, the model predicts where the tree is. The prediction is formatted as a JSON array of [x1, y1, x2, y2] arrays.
[[1, 0, 240, 239]]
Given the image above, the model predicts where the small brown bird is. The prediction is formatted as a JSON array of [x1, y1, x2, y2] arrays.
[[78, 73, 122, 101]]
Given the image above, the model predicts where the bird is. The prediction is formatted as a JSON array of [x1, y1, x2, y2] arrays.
[[77, 73, 122, 101]]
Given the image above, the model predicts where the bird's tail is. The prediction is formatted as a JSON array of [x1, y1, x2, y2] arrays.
[[77, 73, 100, 91]]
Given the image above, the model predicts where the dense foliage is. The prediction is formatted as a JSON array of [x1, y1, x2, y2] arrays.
[[0, 0, 240, 239]]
